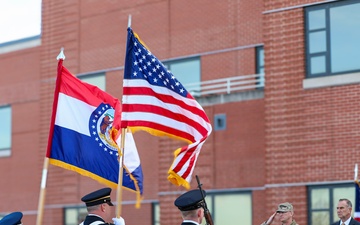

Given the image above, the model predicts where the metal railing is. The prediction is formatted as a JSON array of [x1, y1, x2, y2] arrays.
[[184, 73, 265, 97]]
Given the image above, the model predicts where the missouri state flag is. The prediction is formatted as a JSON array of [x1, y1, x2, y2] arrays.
[[46, 59, 143, 204]]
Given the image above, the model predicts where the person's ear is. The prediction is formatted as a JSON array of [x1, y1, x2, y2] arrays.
[[197, 208, 203, 217], [101, 203, 106, 212]]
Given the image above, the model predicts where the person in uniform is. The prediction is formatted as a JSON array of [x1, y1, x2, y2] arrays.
[[261, 202, 298, 225], [174, 189, 206, 225], [80, 187, 125, 225], [0, 211, 23, 225]]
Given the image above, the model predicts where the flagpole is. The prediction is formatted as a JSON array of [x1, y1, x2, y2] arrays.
[[36, 48, 66, 225], [128, 15, 132, 28], [116, 128, 127, 217], [355, 164, 358, 182], [36, 157, 49, 225]]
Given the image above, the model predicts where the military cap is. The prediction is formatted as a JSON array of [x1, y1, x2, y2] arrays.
[[277, 202, 293, 212], [81, 187, 114, 207], [0, 212, 23, 225], [174, 189, 206, 211]]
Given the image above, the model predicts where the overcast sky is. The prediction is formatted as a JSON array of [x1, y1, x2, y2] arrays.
[[0, 0, 42, 43]]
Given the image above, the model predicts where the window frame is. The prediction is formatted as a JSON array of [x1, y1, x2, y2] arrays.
[[0, 105, 11, 157], [202, 190, 252, 225], [308, 182, 355, 225], [63, 205, 88, 225], [305, 0, 360, 78], [163, 56, 201, 96]]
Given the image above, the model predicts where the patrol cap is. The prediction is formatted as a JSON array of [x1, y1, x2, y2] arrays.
[[174, 189, 206, 211], [0, 212, 23, 225], [81, 187, 114, 207], [277, 202, 293, 212]]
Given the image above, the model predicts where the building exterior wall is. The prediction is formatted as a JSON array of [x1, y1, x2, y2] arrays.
[[1, 0, 359, 225]]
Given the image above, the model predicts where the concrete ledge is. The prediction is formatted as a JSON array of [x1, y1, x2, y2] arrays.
[[196, 89, 264, 106], [0, 35, 41, 54], [303, 72, 360, 89]]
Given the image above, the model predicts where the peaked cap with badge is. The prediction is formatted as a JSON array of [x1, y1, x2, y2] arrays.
[[174, 189, 206, 211], [81, 187, 114, 207], [0, 212, 23, 225]]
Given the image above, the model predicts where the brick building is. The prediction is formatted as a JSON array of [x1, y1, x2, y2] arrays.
[[0, 0, 359, 225]]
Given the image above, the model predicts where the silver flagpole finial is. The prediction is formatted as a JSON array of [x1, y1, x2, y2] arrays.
[[56, 47, 66, 60]]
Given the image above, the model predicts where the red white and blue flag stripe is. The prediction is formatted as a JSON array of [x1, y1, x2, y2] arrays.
[[355, 181, 360, 221], [121, 28, 212, 189], [47, 59, 143, 203]]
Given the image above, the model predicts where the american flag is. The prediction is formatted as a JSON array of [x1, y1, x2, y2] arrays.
[[121, 28, 212, 188], [355, 181, 360, 221]]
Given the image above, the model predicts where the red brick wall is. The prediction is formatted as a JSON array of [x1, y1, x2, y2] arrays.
[[0, 0, 266, 224], [263, 1, 360, 225]]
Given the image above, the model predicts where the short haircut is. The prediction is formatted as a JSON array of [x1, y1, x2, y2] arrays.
[[339, 198, 352, 208], [87, 204, 101, 212]]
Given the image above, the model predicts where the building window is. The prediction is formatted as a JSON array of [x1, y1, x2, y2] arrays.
[[214, 114, 226, 131], [0, 105, 11, 157], [78, 73, 106, 91], [163, 57, 201, 96], [255, 46, 265, 88], [152, 202, 160, 225], [308, 183, 355, 225], [64, 206, 87, 225], [256, 46, 264, 75], [203, 191, 251, 225], [305, 0, 360, 78]]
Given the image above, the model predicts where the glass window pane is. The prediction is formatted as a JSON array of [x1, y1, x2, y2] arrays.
[[153, 203, 160, 225], [309, 31, 326, 54], [214, 194, 251, 225], [308, 9, 326, 30], [310, 56, 326, 74], [258, 48, 264, 68], [168, 58, 200, 94], [311, 188, 329, 209], [0, 106, 11, 150], [65, 207, 87, 225], [65, 208, 77, 224], [79, 74, 106, 91], [312, 211, 330, 225], [330, 3, 360, 73]]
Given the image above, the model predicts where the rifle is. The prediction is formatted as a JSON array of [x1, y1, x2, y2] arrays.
[[196, 175, 214, 225]]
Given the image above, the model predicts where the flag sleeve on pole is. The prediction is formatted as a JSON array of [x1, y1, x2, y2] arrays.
[[46, 59, 143, 205], [121, 28, 212, 189]]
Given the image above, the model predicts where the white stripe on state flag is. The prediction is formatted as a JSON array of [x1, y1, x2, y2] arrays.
[[116, 132, 140, 173], [55, 93, 95, 136]]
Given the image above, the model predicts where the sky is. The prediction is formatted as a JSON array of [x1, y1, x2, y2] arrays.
[[0, 0, 42, 43]]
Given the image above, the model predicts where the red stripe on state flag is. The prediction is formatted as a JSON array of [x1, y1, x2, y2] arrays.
[[60, 66, 120, 110]]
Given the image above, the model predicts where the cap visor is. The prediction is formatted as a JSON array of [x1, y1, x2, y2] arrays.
[[108, 201, 114, 206]]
